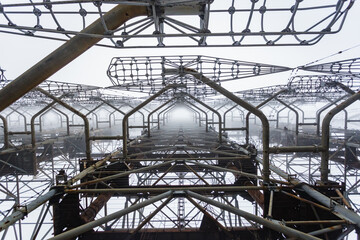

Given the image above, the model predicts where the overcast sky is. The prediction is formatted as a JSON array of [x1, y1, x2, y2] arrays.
[[1, 1, 359, 92]]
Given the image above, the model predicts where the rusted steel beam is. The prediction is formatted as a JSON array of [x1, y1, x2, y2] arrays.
[[80, 192, 113, 223]]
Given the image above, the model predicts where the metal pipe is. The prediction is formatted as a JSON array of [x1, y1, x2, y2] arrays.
[[185, 69, 271, 183], [148, 98, 175, 137], [276, 105, 287, 129], [66, 185, 266, 194], [85, 103, 104, 129], [0, 4, 149, 112], [36, 87, 91, 160], [223, 104, 237, 128], [100, 99, 126, 116], [316, 95, 347, 136], [181, 104, 201, 126], [223, 127, 247, 131], [70, 160, 175, 189], [119, 102, 145, 125], [0, 115, 9, 149], [321, 91, 360, 183], [122, 84, 183, 158], [48, 191, 172, 240], [275, 97, 299, 143], [30, 204, 50, 240], [184, 93, 222, 143], [52, 107, 70, 135], [268, 190, 274, 218], [158, 104, 176, 128], [187, 196, 233, 238], [39, 107, 64, 132], [130, 195, 172, 235], [98, 98, 126, 129], [162, 107, 176, 125], [187, 191, 321, 240], [7, 107, 28, 132], [335, 225, 355, 240], [0, 189, 57, 232], [284, 220, 346, 225], [31, 100, 60, 148], [228, 138, 360, 228], [335, 189, 352, 210], [68, 148, 121, 186], [211, 102, 228, 127], [89, 136, 123, 141], [80, 192, 113, 223], [183, 100, 208, 131], [245, 89, 287, 144], [308, 224, 343, 236], [269, 146, 324, 154]]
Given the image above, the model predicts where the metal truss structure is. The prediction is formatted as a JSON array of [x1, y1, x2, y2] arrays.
[[107, 55, 290, 96], [0, 1, 359, 240], [0, 0, 355, 48], [301, 57, 360, 78], [0, 56, 359, 239]]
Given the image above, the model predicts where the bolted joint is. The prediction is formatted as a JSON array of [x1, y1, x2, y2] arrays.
[[173, 191, 186, 198]]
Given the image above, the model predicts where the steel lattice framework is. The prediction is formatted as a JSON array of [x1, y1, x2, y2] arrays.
[[0, 0, 354, 48], [107, 55, 290, 96], [0, 1, 359, 240], [301, 57, 360, 78]]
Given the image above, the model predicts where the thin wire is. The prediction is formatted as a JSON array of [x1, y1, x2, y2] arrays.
[[302, 43, 360, 67]]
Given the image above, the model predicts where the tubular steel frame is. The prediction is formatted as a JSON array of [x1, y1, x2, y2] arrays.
[[0, 1, 359, 239]]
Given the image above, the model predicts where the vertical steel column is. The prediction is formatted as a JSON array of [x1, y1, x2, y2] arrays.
[[36, 88, 91, 160], [316, 95, 347, 136], [321, 91, 360, 183], [186, 69, 271, 183], [0, 5, 148, 112], [0, 115, 9, 149]]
